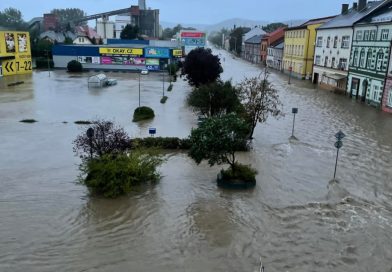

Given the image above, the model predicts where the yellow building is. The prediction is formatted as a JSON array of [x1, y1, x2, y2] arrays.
[[283, 17, 335, 80], [0, 31, 32, 77]]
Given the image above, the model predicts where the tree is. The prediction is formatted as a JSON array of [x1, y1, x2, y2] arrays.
[[208, 28, 230, 47], [187, 80, 242, 118], [91, 37, 97, 45], [0, 8, 28, 30], [120, 24, 140, 40], [188, 113, 249, 173], [262, 23, 287, 33], [238, 71, 283, 139], [73, 120, 131, 161], [182, 47, 223, 87], [229, 27, 250, 55], [67, 60, 83, 72], [51, 8, 87, 28]]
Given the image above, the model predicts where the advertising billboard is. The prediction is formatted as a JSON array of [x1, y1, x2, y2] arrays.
[[0, 31, 32, 76], [180, 32, 205, 38], [99, 47, 143, 56], [146, 58, 159, 66], [101, 56, 146, 65], [145, 47, 170, 58], [172, 49, 183, 57]]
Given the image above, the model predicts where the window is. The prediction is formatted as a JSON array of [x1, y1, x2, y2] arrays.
[[356, 30, 363, 41], [324, 56, 329, 67], [338, 58, 347, 70], [388, 90, 392, 107], [376, 50, 384, 70], [373, 86, 380, 101], [381, 29, 389, 40], [327, 36, 331, 48], [331, 57, 335, 68], [315, 55, 321, 65], [316, 37, 323, 47], [359, 49, 366, 67], [366, 49, 373, 68], [333, 36, 338, 48], [370, 30, 376, 41], [364, 30, 370, 41], [342, 36, 350, 48], [353, 49, 359, 66]]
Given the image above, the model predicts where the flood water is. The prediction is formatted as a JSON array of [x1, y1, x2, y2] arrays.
[[1, 48, 392, 272]]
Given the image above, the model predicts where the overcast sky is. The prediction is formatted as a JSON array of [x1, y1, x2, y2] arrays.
[[1, 0, 359, 25]]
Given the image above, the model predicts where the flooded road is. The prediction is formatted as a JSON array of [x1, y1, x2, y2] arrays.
[[1, 49, 392, 272]]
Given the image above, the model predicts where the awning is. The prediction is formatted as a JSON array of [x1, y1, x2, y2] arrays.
[[323, 73, 347, 81]]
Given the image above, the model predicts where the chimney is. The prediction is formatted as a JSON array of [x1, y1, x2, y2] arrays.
[[341, 4, 349, 14], [353, 2, 358, 10], [358, 0, 367, 11]]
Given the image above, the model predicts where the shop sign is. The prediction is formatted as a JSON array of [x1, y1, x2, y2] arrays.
[[99, 47, 143, 56], [180, 32, 205, 38], [146, 58, 159, 66], [101, 56, 146, 65], [145, 47, 170, 58], [146, 65, 160, 71], [181, 38, 206, 46], [172, 49, 183, 57]]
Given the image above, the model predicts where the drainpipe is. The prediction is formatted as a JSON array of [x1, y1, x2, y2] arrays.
[[381, 40, 392, 110], [346, 26, 355, 97]]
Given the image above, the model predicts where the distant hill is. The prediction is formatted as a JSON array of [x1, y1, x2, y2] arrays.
[[161, 18, 306, 33]]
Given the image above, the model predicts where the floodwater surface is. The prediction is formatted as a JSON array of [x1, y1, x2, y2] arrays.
[[0, 48, 392, 272]]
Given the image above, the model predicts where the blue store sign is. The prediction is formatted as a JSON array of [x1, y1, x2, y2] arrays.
[[146, 65, 160, 71], [145, 47, 170, 58]]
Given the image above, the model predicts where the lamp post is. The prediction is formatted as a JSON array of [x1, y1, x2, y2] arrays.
[[333, 130, 345, 180], [291, 107, 298, 138], [162, 70, 165, 98], [46, 50, 51, 77], [86, 128, 94, 159], [288, 49, 293, 84], [138, 71, 141, 107]]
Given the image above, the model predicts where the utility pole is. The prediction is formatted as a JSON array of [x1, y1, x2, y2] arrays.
[[162, 71, 165, 97], [138, 72, 141, 107]]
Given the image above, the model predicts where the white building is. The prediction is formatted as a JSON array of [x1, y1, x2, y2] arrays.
[[97, 20, 114, 39], [241, 27, 265, 57], [267, 41, 284, 71], [313, 0, 387, 92]]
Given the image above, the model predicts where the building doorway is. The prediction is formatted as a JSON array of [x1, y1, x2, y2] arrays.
[[350, 78, 360, 98], [361, 80, 368, 102], [313, 73, 319, 84]]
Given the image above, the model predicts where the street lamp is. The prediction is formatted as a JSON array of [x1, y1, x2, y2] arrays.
[[291, 107, 298, 139], [333, 130, 345, 180], [86, 128, 94, 159], [162, 70, 165, 98], [138, 71, 141, 107]]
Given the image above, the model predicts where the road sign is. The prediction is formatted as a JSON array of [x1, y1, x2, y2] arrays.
[[335, 130, 346, 140], [149, 128, 156, 136], [292, 108, 298, 114], [334, 140, 343, 149]]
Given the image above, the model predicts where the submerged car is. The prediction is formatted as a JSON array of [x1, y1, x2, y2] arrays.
[[140, 69, 149, 75]]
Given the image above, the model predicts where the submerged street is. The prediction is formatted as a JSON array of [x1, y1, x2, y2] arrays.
[[1, 48, 392, 272]]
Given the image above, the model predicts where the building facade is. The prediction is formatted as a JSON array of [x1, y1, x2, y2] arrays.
[[260, 27, 286, 65], [314, 1, 387, 92], [266, 41, 284, 71], [244, 35, 262, 64], [283, 17, 334, 80], [382, 56, 392, 113], [241, 27, 265, 58], [347, 3, 392, 107]]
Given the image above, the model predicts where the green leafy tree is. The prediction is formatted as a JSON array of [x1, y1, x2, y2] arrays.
[[188, 113, 249, 173], [0, 8, 28, 30], [120, 24, 140, 40], [51, 8, 87, 28], [187, 80, 242, 118], [238, 71, 283, 139], [182, 47, 223, 87], [262, 23, 287, 33], [229, 27, 250, 55], [208, 28, 229, 47]]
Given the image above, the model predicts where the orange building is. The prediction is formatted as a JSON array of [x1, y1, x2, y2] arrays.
[[261, 27, 286, 65]]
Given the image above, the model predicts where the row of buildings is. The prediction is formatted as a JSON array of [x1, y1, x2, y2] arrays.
[[241, 0, 392, 114]]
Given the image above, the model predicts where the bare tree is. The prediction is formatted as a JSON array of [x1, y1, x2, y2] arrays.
[[238, 71, 283, 139]]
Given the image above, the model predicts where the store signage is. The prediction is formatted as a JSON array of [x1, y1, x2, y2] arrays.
[[181, 38, 206, 46], [101, 56, 146, 65], [146, 58, 159, 66], [99, 47, 143, 56], [146, 65, 160, 71], [181, 32, 205, 38], [172, 49, 183, 57], [145, 47, 170, 58]]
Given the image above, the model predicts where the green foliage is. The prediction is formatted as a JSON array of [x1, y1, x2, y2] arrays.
[[160, 96, 168, 104], [133, 106, 155, 122], [64, 37, 73, 44], [229, 27, 250, 55], [120, 24, 140, 40], [262, 23, 287, 33], [182, 48, 223, 87], [208, 28, 230, 47], [91, 37, 97, 45], [51, 8, 87, 28], [221, 163, 257, 183], [31, 39, 53, 58], [188, 113, 249, 170], [187, 80, 242, 118], [35, 57, 54, 69], [167, 84, 173, 92], [67, 60, 83, 72], [166, 63, 178, 76], [80, 151, 164, 198], [131, 137, 191, 150], [0, 7, 28, 30]]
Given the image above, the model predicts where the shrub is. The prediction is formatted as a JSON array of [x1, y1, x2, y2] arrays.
[[67, 60, 83, 72], [167, 84, 173, 92], [220, 163, 257, 183], [131, 137, 191, 150], [35, 57, 54, 69], [80, 151, 164, 198], [133, 106, 155, 122], [160, 96, 168, 104]]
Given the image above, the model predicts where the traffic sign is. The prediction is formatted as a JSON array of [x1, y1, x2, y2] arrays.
[[335, 130, 346, 140], [292, 108, 298, 114], [334, 140, 343, 149]]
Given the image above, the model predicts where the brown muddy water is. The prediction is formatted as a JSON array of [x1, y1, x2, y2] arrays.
[[0, 48, 391, 272]]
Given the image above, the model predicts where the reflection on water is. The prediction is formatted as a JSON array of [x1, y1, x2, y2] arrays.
[[1, 51, 392, 271]]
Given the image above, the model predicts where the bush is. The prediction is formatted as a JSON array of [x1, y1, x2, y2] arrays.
[[133, 106, 155, 122], [160, 96, 168, 104], [67, 60, 83, 72], [35, 57, 54, 69], [167, 84, 173, 92], [220, 163, 257, 183], [166, 63, 178, 76], [80, 151, 163, 198], [131, 137, 191, 150]]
